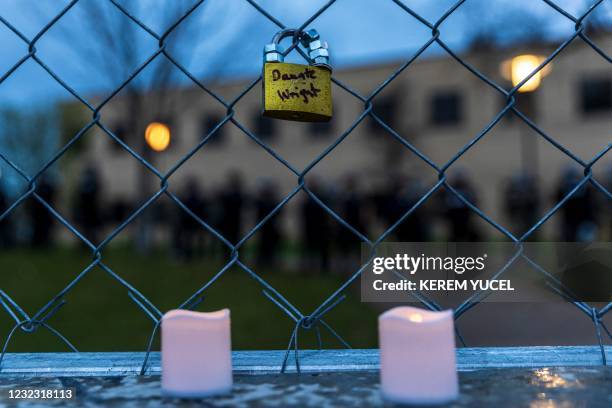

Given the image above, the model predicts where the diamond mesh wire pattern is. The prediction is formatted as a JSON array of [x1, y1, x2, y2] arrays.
[[0, 0, 610, 373]]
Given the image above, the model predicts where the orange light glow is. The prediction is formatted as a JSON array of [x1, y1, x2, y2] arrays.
[[511, 55, 543, 92], [145, 122, 171, 152]]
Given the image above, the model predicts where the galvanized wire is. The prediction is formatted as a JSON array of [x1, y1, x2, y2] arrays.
[[0, 0, 610, 373]]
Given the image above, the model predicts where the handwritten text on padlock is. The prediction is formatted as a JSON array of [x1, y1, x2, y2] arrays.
[[271, 67, 322, 104]]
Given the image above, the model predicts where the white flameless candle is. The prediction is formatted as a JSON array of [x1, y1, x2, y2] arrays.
[[379, 306, 458, 405], [161, 309, 233, 397]]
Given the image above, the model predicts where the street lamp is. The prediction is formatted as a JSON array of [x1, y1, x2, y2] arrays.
[[500, 54, 552, 176], [145, 122, 171, 152], [500, 54, 552, 93]]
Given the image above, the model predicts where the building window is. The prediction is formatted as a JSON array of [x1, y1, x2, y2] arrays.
[[580, 78, 612, 114], [252, 112, 276, 140], [430, 91, 462, 126], [369, 95, 397, 131], [309, 107, 336, 138], [501, 91, 537, 122], [202, 115, 225, 145], [309, 120, 334, 138]]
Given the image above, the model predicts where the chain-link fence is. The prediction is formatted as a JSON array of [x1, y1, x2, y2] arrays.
[[0, 0, 610, 374]]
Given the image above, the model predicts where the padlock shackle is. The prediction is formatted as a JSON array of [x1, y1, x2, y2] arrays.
[[271, 29, 302, 46], [266, 28, 330, 70]]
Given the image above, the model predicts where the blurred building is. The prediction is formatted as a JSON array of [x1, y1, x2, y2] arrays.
[[66, 33, 612, 241]]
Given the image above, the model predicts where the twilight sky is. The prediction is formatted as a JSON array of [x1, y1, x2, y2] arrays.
[[0, 0, 609, 107]]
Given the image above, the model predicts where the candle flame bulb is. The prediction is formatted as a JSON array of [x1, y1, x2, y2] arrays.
[[408, 313, 423, 323]]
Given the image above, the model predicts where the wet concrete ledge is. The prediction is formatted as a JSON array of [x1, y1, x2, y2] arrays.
[[1, 367, 611, 407], [0, 346, 610, 377]]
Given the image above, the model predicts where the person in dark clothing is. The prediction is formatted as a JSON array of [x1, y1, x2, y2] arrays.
[[0, 186, 13, 247], [504, 172, 540, 239], [442, 171, 480, 241], [336, 176, 368, 253], [175, 178, 207, 261], [333, 176, 372, 273], [301, 178, 331, 273], [218, 172, 244, 245], [377, 176, 428, 242], [30, 175, 56, 247], [395, 179, 429, 242], [74, 166, 102, 244], [555, 167, 599, 242], [109, 199, 130, 225], [255, 181, 282, 267], [606, 165, 612, 240], [373, 180, 397, 236]]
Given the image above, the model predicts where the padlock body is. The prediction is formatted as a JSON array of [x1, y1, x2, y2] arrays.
[[263, 62, 332, 122]]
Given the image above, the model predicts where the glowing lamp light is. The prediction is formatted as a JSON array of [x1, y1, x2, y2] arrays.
[[500, 54, 552, 93], [145, 122, 171, 152]]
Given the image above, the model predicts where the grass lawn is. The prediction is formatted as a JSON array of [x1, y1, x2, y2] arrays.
[[0, 246, 379, 352]]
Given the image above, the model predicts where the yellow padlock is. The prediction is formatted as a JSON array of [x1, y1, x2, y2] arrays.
[[262, 29, 332, 122]]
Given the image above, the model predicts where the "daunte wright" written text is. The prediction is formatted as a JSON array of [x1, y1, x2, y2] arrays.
[[272, 68, 322, 104]]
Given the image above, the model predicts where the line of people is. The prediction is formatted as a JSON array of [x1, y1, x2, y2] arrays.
[[169, 169, 609, 271], [0, 168, 609, 269]]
